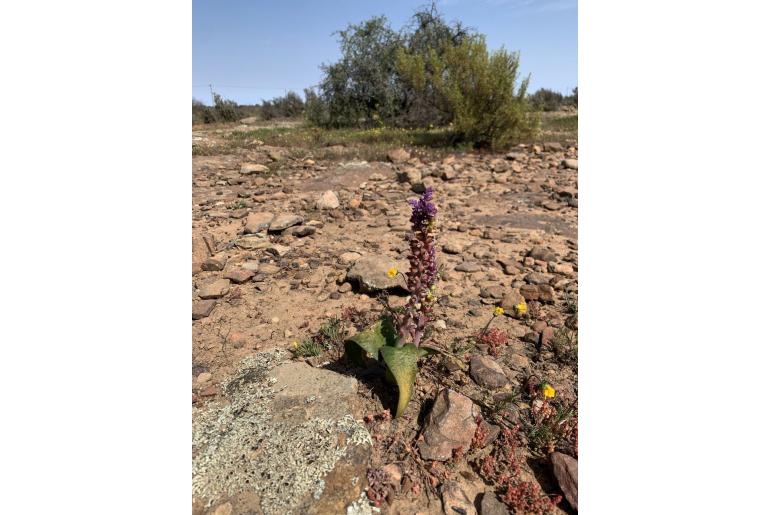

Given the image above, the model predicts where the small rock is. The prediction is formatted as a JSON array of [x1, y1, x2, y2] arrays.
[[480, 285, 505, 299], [316, 190, 340, 209], [562, 158, 578, 170], [244, 212, 274, 234], [224, 268, 255, 284], [240, 163, 269, 175], [235, 235, 270, 250], [524, 272, 550, 285], [266, 244, 291, 257], [192, 300, 216, 320], [549, 262, 574, 275], [345, 255, 408, 293], [519, 284, 540, 301], [470, 355, 508, 388], [202, 254, 227, 271], [419, 389, 479, 461], [455, 261, 482, 273], [441, 481, 476, 515], [544, 142, 563, 152], [291, 225, 316, 237], [499, 291, 526, 314], [196, 372, 212, 384], [269, 213, 304, 232], [199, 279, 230, 299], [434, 320, 447, 331], [528, 246, 558, 262], [538, 284, 557, 303], [387, 148, 410, 163], [551, 452, 578, 511], [339, 251, 362, 264], [479, 492, 508, 515], [398, 168, 422, 184], [410, 182, 426, 194], [442, 241, 464, 254]]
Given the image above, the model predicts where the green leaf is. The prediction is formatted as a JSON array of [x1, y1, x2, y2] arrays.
[[379, 344, 423, 418], [344, 318, 397, 366]]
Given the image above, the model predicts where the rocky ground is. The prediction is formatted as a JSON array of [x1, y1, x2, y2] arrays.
[[192, 123, 578, 515]]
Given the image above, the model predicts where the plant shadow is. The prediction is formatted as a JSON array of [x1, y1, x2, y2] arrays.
[[322, 354, 398, 416]]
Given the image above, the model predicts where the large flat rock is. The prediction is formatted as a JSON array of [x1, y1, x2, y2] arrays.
[[345, 255, 408, 294], [192, 351, 372, 515]]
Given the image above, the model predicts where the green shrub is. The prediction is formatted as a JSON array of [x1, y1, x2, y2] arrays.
[[261, 91, 305, 120], [308, 6, 475, 129], [213, 92, 238, 122], [401, 35, 537, 149], [530, 88, 565, 112]]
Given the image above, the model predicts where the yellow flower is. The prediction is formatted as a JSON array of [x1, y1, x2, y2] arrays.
[[516, 301, 528, 314], [543, 384, 556, 398], [291, 341, 298, 350], [494, 306, 504, 316], [387, 267, 398, 278]]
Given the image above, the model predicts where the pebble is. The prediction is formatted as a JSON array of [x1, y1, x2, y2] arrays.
[[202, 254, 227, 271], [316, 190, 340, 209], [199, 279, 230, 299], [192, 300, 216, 320], [224, 268, 255, 284]]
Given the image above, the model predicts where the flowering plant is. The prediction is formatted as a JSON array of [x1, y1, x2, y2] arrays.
[[344, 187, 439, 417]]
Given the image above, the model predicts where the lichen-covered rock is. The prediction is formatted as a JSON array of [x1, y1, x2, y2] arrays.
[[192, 351, 372, 515], [345, 255, 408, 293], [419, 389, 479, 461]]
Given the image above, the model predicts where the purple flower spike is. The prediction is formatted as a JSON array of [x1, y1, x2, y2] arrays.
[[396, 188, 439, 347], [408, 186, 437, 229]]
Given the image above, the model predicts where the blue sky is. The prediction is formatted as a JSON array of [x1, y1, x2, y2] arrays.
[[193, 0, 576, 105]]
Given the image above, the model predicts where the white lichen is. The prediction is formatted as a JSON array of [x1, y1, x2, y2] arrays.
[[346, 491, 380, 515], [192, 350, 371, 515]]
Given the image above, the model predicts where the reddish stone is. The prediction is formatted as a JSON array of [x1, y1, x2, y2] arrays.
[[225, 268, 255, 284]]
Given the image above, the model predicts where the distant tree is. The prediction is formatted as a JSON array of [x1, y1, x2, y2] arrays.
[[303, 87, 329, 126], [212, 92, 238, 122], [192, 97, 216, 124], [568, 86, 578, 106], [315, 16, 404, 127], [394, 5, 474, 126], [261, 91, 305, 120], [306, 4, 538, 148], [529, 88, 565, 112]]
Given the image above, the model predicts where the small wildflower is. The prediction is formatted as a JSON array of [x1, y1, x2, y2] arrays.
[[291, 341, 298, 350], [387, 267, 398, 278], [516, 301, 528, 314], [543, 384, 556, 399], [494, 306, 505, 316]]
